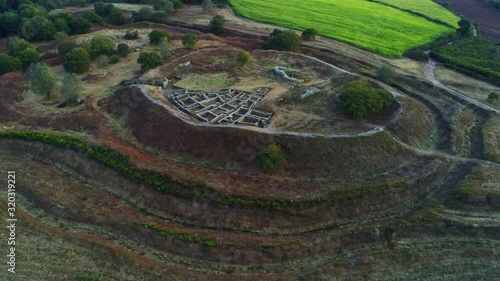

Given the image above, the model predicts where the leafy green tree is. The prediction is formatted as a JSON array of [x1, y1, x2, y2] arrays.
[[64, 47, 91, 73], [18, 3, 46, 18], [209, 15, 225, 35], [376, 65, 396, 84], [159, 37, 171, 59], [264, 29, 302, 52], [8, 38, 32, 56], [117, 43, 130, 57], [301, 28, 318, 41], [236, 50, 250, 66], [82, 10, 106, 26], [487, 92, 499, 103], [0, 11, 21, 34], [108, 7, 127, 25], [257, 144, 286, 171], [27, 63, 57, 99], [18, 47, 40, 68], [125, 29, 139, 39], [68, 17, 92, 35], [90, 34, 115, 56], [154, 0, 174, 14], [0, 53, 21, 75], [182, 32, 198, 49], [338, 80, 394, 119], [53, 31, 68, 44], [172, 0, 183, 10], [52, 17, 70, 34], [94, 2, 107, 17], [201, 0, 213, 11], [457, 18, 471, 37], [61, 72, 81, 105], [137, 51, 161, 70], [134, 7, 153, 22], [148, 29, 170, 44], [150, 11, 169, 24], [19, 16, 56, 41]]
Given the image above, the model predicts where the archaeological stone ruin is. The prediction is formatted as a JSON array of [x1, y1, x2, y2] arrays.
[[167, 88, 273, 127]]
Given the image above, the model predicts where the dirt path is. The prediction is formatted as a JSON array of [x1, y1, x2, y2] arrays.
[[424, 58, 500, 114]]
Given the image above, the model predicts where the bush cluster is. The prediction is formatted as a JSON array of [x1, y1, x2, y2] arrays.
[[264, 29, 302, 52], [338, 80, 395, 119]]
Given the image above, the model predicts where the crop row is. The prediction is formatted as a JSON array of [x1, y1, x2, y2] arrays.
[[431, 37, 500, 86]]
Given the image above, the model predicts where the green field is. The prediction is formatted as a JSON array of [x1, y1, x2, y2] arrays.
[[230, 0, 456, 57], [375, 0, 460, 28], [431, 37, 500, 86]]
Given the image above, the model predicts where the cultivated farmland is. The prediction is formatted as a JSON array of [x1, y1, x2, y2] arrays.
[[374, 0, 461, 27], [230, 0, 456, 57]]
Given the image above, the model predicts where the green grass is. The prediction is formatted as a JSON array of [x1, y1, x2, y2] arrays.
[[230, 0, 455, 57], [374, 0, 460, 28]]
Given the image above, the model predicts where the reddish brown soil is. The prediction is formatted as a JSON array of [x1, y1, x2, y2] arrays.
[[448, 0, 500, 41], [0, 72, 28, 121]]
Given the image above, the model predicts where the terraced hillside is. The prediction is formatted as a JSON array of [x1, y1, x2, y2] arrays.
[[0, 3, 499, 281], [230, 0, 457, 56]]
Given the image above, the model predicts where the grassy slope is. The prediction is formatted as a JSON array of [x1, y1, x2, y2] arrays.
[[376, 0, 460, 27], [230, 0, 454, 57]]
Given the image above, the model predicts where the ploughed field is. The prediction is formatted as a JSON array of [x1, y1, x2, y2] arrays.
[[229, 0, 458, 57]]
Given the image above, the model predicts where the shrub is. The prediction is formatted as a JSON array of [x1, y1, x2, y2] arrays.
[[0, 53, 21, 75], [201, 0, 213, 11], [90, 34, 115, 56], [301, 28, 318, 41], [376, 65, 396, 84], [82, 10, 106, 26], [338, 80, 394, 119], [488, 92, 499, 103], [108, 7, 127, 25], [158, 37, 171, 59], [182, 33, 198, 49], [116, 43, 130, 57], [26, 63, 57, 99], [257, 144, 286, 171], [124, 29, 139, 40], [18, 47, 40, 68], [133, 7, 153, 22], [8, 38, 33, 57], [52, 17, 71, 34], [64, 47, 91, 73], [53, 31, 68, 44], [61, 72, 81, 105], [137, 52, 161, 70], [68, 17, 92, 35], [264, 29, 302, 52], [209, 15, 226, 35], [94, 2, 107, 17], [19, 16, 56, 41], [108, 55, 119, 64], [148, 29, 170, 44], [236, 50, 250, 66]]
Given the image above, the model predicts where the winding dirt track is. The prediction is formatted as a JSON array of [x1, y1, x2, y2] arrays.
[[423, 58, 500, 115]]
